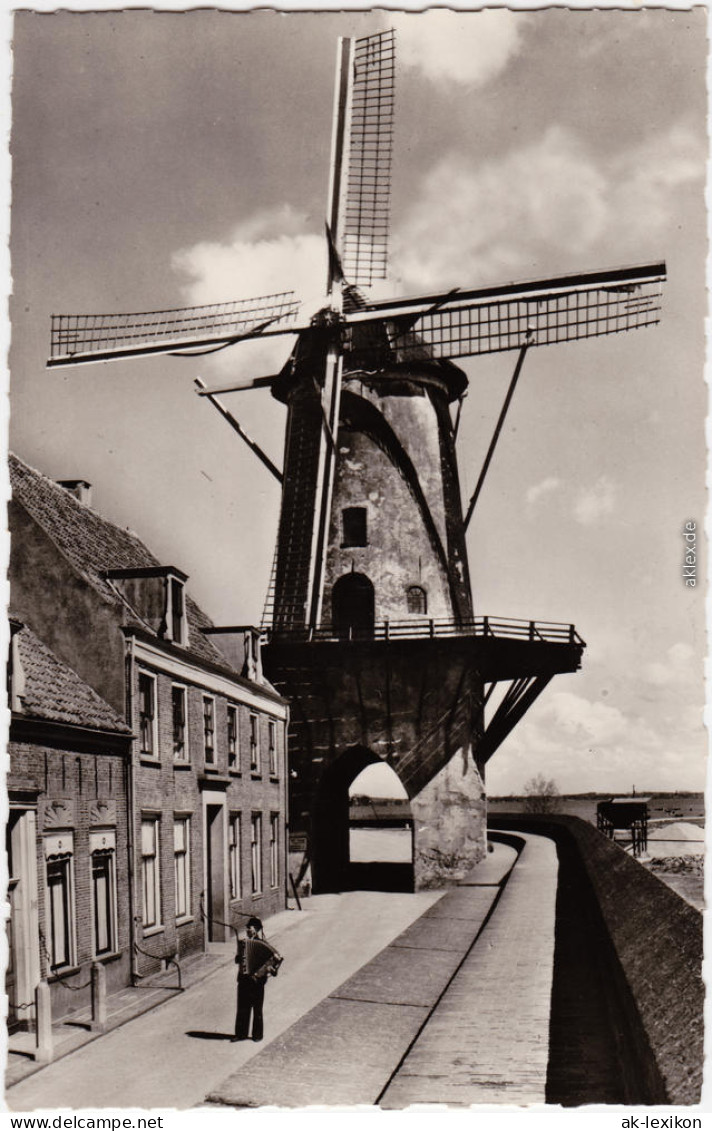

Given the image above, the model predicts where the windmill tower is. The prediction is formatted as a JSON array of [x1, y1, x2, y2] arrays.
[[48, 29, 666, 893]]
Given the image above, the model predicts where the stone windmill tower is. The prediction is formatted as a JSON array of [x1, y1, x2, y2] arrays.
[[48, 29, 665, 892]]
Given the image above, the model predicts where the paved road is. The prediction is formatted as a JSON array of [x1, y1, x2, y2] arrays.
[[6, 889, 441, 1112]]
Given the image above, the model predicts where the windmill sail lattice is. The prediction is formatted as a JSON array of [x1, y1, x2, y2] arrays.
[[340, 29, 395, 286], [48, 292, 301, 367], [345, 263, 665, 362]]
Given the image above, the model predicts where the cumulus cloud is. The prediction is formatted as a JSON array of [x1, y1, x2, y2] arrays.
[[391, 10, 526, 88], [173, 205, 326, 306], [485, 684, 706, 795], [172, 205, 326, 376], [526, 476, 561, 505], [392, 122, 704, 292], [573, 476, 615, 525]]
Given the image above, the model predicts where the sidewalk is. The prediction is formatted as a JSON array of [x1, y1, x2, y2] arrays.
[[206, 833, 557, 1108], [5, 888, 442, 1111], [6, 937, 237, 1091]]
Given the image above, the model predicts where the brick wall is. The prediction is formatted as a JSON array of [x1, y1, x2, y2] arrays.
[[9, 739, 131, 1021], [132, 663, 287, 976]]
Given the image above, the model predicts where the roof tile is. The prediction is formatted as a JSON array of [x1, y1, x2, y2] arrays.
[[14, 624, 131, 734], [10, 453, 230, 668]]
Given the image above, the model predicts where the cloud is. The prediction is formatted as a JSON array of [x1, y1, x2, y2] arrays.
[[485, 684, 706, 795], [173, 205, 326, 307], [172, 206, 326, 376], [645, 642, 697, 688], [391, 122, 704, 291], [526, 476, 561, 505], [573, 476, 615, 525], [391, 11, 526, 88]]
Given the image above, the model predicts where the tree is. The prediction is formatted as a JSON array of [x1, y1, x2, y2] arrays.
[[523, 774, 560, 814]]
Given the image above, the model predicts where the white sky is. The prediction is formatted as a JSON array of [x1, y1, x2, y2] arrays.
[[8, 8, 708, 795]]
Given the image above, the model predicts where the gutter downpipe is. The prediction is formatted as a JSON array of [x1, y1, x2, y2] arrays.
[[124, 633, 140, 985]]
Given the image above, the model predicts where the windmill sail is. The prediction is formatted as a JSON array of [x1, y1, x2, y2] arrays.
[[304, 29, 397, 629], [48, 291, 303, 367], [333, 29, 395, 288], [344, 262, 666, 362]]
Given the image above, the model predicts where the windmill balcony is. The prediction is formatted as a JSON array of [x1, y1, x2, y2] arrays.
[[261, 615, 585, 687], [261, 615, 585, 648]]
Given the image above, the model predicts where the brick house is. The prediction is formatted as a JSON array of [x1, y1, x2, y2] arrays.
[[9, 453, 289, 986], [8, 619, 132, 1026]]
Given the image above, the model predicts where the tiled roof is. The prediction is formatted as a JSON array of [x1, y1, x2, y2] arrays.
[[14, 624, 132, 733], [10, 453, 228, 668]]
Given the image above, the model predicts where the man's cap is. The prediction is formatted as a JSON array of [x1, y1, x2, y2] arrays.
[[247, 916, 263, 930]]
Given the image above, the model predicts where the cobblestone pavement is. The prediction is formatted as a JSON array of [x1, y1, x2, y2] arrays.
[[206, 836, 556, 1108], [380, 833, 557, 1107]]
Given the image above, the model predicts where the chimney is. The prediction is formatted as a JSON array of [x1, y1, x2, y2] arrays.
[[57, 479, 92, 506]]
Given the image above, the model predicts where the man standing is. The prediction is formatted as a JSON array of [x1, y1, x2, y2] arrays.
[[233, 916, 282, 1042]]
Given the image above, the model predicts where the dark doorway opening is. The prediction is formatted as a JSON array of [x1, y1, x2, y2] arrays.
[[205, 804, 227, 942], [331, 572, 375, 638]]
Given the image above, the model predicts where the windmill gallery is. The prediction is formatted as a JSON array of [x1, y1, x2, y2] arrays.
[[9, 16, 704, 1108]]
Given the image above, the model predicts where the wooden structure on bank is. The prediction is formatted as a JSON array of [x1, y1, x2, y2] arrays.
[[597, 797, 650, 856]]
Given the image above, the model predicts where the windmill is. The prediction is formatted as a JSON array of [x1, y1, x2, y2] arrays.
[[48, 29, 666, 892]]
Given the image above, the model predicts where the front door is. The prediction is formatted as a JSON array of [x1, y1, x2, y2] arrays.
[[331, 572, 375, 637], [205, 802, 227, 942], [6, 808, 40, 1031]]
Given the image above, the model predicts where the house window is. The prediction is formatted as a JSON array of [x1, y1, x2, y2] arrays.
[[141, 817, 161, 930], [342, 506, 368, 547], [229, 814, 242, 900], [251, 813, 262, 895], [203, 696, 216, 765], [91, 832, 117, 957], [249, 714, 260, 775], [268, 720, 277, 777], [170, 577, 185, 644], [227, 705, 239, 771], [174, 817, 191, 920], [172, 685, 187, 761], [406, 585, 428, 615], [138, 672, 157, 757], [269, 813, 279, 889], [46, 843, 75, 971]]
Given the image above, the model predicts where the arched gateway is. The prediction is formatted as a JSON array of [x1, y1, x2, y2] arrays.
[[314, 746, 414, 892]]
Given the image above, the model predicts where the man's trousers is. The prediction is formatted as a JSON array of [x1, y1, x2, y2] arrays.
[[235, 975, 265, 1040]]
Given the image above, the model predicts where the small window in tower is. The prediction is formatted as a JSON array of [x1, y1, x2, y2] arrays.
[[342, 507, 368, 547], [406, 585, 427, 615]]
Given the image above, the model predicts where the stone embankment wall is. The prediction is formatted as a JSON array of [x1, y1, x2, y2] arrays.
[[489, 815, 703, 1106]]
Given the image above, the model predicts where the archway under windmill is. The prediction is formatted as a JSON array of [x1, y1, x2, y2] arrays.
[[312, 745, 414, 893]]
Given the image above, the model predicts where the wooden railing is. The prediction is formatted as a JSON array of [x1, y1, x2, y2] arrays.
[[263, 615, 585, 647]]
